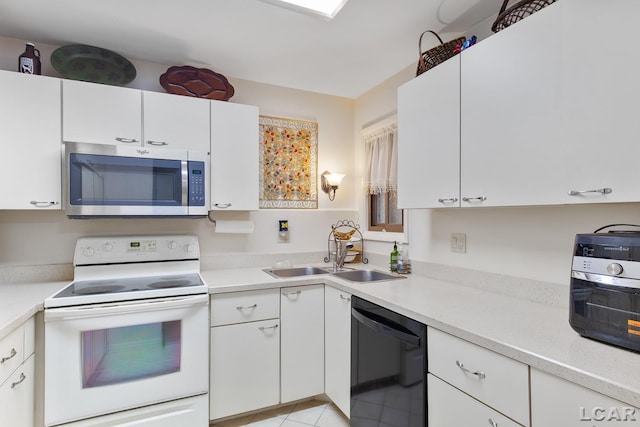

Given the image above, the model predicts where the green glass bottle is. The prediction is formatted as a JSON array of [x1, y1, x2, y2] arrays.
[[390, 241, 399, 272]]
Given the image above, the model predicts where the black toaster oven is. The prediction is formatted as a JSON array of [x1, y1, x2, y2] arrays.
[[570, 229, 640, 353]]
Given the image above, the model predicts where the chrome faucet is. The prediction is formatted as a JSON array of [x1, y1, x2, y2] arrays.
[[333, 239, 354, 272]]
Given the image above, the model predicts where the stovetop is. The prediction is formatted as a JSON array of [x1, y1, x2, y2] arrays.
[[44, 235, 208, 308]]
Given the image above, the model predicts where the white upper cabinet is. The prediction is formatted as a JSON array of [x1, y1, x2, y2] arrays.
[[210, 100, 259, 210], [460, 3, 564, 207], [398, 56, 460, 209], [142, 91, 210, 152], [560, 0, 640, 204], [0, 72, 61, 210], [62, 79, 142, 145]]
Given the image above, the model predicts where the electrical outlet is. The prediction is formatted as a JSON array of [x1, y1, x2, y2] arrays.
[[450, 233, 466, 253]]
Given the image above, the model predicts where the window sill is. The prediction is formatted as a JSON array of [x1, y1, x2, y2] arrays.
[[361, 229, 407, 244]]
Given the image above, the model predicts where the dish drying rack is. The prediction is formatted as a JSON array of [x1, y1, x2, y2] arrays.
[[324, 219, 368, 264]]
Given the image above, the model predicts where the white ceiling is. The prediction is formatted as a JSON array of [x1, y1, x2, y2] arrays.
[[0, 0, 499, 98]]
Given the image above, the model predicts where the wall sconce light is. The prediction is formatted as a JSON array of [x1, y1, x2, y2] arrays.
[[321, 171, 345, 201]]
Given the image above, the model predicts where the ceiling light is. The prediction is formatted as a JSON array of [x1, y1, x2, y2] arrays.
[[258, 0, 349, 19]]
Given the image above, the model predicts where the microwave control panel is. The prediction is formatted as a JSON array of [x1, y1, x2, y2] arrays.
[[188, 161, 206, 206]]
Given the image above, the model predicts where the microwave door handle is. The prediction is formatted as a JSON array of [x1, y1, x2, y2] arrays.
[[45, 294, 208, 322], [181, 161, 188, 206], [352, 307, 421, 347]]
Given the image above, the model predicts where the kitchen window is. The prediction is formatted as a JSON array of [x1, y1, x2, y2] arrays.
[[363, 118, 403, 234]]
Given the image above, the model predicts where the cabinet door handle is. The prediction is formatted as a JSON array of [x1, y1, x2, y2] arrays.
[[1, 348, 17, 364], [146, 140, 168, 146], [568, 187, 612, 196], [282, 290, 302, 297], [11, 372, 26, 389], [340, 294, 351, 302], [438, 198, 458, 204], [115, 137, 139, 143], [30, 201, 59, 208], [456, 360, 486, 379], [258, 324, 279, 331], [462, 196, 487, 203], [488, 419, 499, 427], [214, 203, 232, 208], [236, 304, 257, 310]]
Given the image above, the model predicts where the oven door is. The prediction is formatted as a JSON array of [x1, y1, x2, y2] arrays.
[[44, 294, 209, 426]]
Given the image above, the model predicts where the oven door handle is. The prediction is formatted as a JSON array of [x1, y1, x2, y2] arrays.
[[352, 306, 421, 347], [44, 294, 208, 321]]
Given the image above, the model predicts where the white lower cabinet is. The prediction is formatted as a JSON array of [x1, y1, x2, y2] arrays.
[[0, 317, 35, 427], [427, 327, 530, 426], [531, 368, 640, 427], [428, 374, 523, 427], [280, 284, 325, 403], [210, 319, 280, 419], [324, 286, 351, 417]]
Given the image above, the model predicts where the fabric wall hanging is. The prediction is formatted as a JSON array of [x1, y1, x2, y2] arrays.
[[259, 115, 318, 209]]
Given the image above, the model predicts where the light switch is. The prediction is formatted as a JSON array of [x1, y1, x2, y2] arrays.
[[450, 233, 466, 253]]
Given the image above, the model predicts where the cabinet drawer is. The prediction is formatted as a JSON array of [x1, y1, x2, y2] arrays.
[[0, 323, 25, 385], [428, 327, 529, 426], [211, 289, 280, 326], [0, 354, 35, 427], [429, 374, 523, 427]]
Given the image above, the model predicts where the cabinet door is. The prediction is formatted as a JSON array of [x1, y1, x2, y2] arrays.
[[142, 91, 210, 152], [324, 286, 351, 417], [561, 0, 640, 204], [460, 3, 565, 207], [531, 368, 640, 426], [62, 79, 142, 145], [281, 284, 324, 403], [210, 101, 259, 210], [397, 56, 460, 208], [0, 72, 61, 210], [428, 374, 523, 427], [0, 354, 35, 427], [210, 319, 280, 420]]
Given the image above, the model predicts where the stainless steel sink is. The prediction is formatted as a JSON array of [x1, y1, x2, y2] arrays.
[[331, 269, 405, 283], [263, 266, 330, 278]]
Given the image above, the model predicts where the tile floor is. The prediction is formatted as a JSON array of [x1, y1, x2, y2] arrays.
[[210, 400, 349, 427]]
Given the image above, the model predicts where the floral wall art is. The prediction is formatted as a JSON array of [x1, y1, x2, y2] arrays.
[[259, 115, 318, 209]]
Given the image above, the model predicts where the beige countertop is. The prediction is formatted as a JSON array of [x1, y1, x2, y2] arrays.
[[2, 265, 639, 408]]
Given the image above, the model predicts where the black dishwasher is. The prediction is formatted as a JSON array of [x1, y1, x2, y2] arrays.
[[351, 296, 427, 427]]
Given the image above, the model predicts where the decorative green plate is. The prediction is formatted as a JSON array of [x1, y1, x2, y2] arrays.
[[51, 44, 136, 86]]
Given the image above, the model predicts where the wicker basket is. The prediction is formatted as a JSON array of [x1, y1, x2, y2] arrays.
[[492, 0, 557, 33], [416, 31, 466, 76]]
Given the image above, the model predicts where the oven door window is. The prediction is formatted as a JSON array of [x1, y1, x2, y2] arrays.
[[81, 320, 181, 388], [69, 153, 183, 206]]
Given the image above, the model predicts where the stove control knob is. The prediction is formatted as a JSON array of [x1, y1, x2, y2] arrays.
[[103, 243, 114, 252], [83, 246, 95, 257], [184, 243, 193, 253], [167, 241, 177, 250], [607, 263, 624, 276]]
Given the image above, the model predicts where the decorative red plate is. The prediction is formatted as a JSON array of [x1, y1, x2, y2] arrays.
[[159, 66, 235, 101]]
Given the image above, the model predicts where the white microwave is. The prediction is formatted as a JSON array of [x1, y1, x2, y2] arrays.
[[64, 142, 209, 218]]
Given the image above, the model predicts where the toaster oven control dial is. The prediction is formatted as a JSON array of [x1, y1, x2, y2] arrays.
[[607, 262, 624, 276]]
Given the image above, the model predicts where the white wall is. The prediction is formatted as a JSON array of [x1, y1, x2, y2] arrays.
[[0, 36, 356, 267], [352, 40, 640, 286]]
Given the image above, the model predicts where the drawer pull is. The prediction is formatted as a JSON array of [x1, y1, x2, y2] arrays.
[[1, 348, 17, 364], [145, 140, 168, 146], [115, 137, 139, 143], [11, 372, 26, 389], [30, 201, 59, 208], [340, 294, 351, 302], [258, 324, 279, 331], [282, 290, 302, 297], [488, 419, 499, 427], [568, 187, 612, 196], [456, 360, 486, 379], [462, 196, 487, 203], [438, 198, 458, 204], [236, 304, 258, 310]]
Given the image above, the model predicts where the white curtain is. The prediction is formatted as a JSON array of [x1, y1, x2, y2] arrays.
[[364, 123, 398, 194]]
